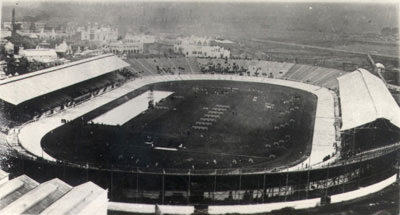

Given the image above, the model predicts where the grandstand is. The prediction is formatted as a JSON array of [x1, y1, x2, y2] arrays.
[[176, 57, 197, 74], [338, 69, 400, 155], [0, 54, 128, 106], [126, 57, 203, 76], [0, 53, 400, 213], [123, 57, 343, 93], [283, 64, 344, 89], [0, 54, 131, 133]]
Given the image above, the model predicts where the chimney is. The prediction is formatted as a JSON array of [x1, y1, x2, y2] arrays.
[[12, 8, 15, 32]]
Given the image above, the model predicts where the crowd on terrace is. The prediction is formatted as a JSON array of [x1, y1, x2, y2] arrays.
[[126, 56, 343, 91]]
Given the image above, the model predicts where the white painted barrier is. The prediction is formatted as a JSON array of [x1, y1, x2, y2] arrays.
[[208, 198, 320, 214], [331, 174, 397, 204], [207, 174, 397, 214], [108, 202, 195, 215]]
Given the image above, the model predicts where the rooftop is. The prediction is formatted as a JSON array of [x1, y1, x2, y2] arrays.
[[213, 39, 235, 44], [0, 178, 72, 215], [0, 170, 108, 215], [0, 175, 39, 210], [338, 68, 400, 130], [41, 181, 107, 215], [0, 54, 129, 105], [20, 49, 57, 57]]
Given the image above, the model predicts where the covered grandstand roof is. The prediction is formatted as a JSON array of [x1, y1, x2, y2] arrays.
[[0, 54, 129, 105], [338, 68, 400, 131], [41, 181, 107, 215], [0, 170, 108, 215], [0, 170, 8, 186], [0, 178, 72, 214]]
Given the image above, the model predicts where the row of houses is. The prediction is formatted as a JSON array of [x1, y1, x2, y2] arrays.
[[78, 24, 118, 42], [2, 9, 234, 59], [3, 22, 237, 59]]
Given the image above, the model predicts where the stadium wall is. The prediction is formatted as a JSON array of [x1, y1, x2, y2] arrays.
[[4, 148, 399, 206]]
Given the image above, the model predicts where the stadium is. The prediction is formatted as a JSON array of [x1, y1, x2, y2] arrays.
[[0, 54, 400, 214]]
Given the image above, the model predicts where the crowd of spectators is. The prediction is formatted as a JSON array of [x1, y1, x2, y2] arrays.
[[24, 68, 139, 123]]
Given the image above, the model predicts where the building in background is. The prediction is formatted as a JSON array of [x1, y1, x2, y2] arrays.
[[0, 30, 12, 45], [108, 40, 143, 55], [38, 28, 66, 40], [19, 48, 58, 63], [176, 44, 230, 58], [55, 41, 72, 57], [176, 35, 212, 46], [210, 39, 238, 50], [32, 22, 46, 33], [78, 23, 118, 43], [124, 33, 156, 44], [144, 41, 174, 55], [174, 35, 231, 58]]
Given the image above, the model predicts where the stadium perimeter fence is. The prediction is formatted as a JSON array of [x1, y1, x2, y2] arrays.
[[5, 144, 400, 205]]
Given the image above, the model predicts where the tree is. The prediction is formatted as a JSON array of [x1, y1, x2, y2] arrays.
[[17, 57, 29, 74], [5, 56, 16, 75]]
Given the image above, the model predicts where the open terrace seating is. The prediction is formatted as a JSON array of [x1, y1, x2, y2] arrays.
[[126, 58, 155, 76], [17, 71, 132, 121], [169, 58, 193, 74], [283, 64, 343, 90], [186, 58, 202, 73]]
